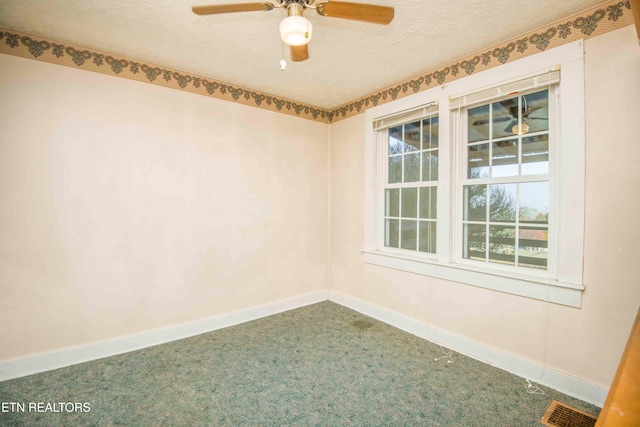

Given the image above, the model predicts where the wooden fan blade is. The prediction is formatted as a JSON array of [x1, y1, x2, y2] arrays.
[[318, 1, 394, 25], [290, 45, 309, 62], [192, 3, 272, 15]]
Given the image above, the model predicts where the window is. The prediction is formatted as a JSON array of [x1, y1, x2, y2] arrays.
[[383, 110, 439, 254], [364, 41, 585, 307], [461, 89, 552, 270]]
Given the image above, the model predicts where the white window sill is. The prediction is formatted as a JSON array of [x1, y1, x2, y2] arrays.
[[362, 249, 583, 307]]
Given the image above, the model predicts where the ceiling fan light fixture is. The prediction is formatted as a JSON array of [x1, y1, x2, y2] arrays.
[[512, 122, 530, 135], [192, 1, 395, 63], [279, 15, 312, 46]]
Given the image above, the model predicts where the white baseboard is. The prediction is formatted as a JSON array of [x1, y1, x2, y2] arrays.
[[1, 288, 609, 407], [328, 290, 608, 407], [0, 289, 328, 382]]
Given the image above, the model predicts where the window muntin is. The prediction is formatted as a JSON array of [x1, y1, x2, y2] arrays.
[[462, 89, 551, 270], [384, 115, 438, 254]]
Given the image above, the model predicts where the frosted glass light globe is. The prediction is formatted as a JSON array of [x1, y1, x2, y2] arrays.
[[279, 16, 312, 46]]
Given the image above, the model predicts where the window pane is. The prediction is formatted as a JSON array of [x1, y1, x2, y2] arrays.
[[468, 143, 489, 179], [404, 121, 421, 152], [468, 105, 490, 143], [401, 188, 418, 218], [401, 220, 417, 250], [389, 126, 403, 155], [419, 187, 437, 219], [492, 97, 517, 139], [522, 135, 549, 175], [518, 227, 548, 269], [385, 188, 399, 217], [523, 90, 549, 133], [489, 184, 516, 222], [419, 221, 436, 253], [422, 151, 438, 182], [489, 226, 516, 265], [519, 182, 549, 224], [385, 219, 399, 248], [389, 155, 402, 184], [464, 224, 486, 261], [492, 139, 518, 177], [404, 153, 420, 183], [423, 116, 439, 149], [464, 185, 487, 221]]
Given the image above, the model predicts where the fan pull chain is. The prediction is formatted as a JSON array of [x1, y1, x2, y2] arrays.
[[280, 42, 286, 71]]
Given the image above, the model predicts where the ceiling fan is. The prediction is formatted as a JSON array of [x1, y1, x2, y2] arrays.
[[471, 97, 548, 135], [192, 1, 394, 62]]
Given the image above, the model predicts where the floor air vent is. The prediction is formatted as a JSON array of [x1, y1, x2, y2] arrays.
[[541, 400, 597, 427]]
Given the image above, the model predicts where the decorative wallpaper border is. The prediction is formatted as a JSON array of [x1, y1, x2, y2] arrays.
[[0, 0, 634, 124], [329, 0, 635, 122], [0, 28, 331, 123]]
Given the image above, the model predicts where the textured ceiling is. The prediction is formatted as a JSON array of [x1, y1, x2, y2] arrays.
[[0, 0, 608, 109]]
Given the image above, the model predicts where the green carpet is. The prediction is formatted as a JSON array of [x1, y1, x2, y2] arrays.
[[0, 301, 600, 426]]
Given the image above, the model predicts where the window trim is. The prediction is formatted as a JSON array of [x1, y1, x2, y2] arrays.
[[364, 40, 585, 308]]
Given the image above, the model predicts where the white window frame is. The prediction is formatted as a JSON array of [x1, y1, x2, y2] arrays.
[[363, 40, 585, 307], [378, 103, 439, 256]]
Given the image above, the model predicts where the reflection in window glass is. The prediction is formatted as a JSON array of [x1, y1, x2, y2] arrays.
[[419, 187, 437, 219], [519, 182, 549, 224], [401, 220, 417, 250], [385, 219, 399, 248], [401, 188, 418, 218], [423, 116, 439, 149], [489, 184, 516, 222], [492, 97, 518, 139], [464, 185, 487, 221], [389, 126, 402, 154], [464, 224, 486, 261], [385, 189, 399, 217], [389, 156, 401, 184], [491, 139, 518, 177], [523, 90, 549, 133], [404, 121, 421, 152], [419, 221, 436, 253], [404, 153, 420, 183], [468, 143, 489, 178], [522, 135, 549, 175], [422, 151, 438, 182], [489, 226, 516, 265], [518, 227, 548, 269], [468, 104, 490, 143]]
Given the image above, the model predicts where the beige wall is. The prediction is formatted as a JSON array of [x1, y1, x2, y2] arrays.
[[0, 54, 329, 361], [329, 25, 640, 389]]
